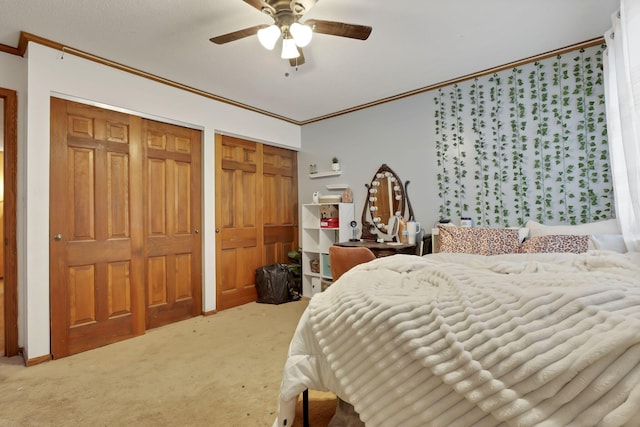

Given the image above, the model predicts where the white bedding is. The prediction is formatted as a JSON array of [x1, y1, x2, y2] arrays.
[[273, 251, 640, 427]]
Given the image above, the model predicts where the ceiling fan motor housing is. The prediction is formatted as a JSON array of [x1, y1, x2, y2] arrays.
[[261, 0, 316, 27], [259, 1, 317, 15]]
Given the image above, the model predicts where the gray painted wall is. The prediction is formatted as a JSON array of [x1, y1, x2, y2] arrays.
[[298, 44, 610, 242], [299, 92, 442, 239]]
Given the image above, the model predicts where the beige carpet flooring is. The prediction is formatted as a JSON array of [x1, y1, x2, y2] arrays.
[[0, 298, 337, 427]]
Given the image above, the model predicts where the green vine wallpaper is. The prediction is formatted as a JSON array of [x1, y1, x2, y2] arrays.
[[434, 44, 611, 226]]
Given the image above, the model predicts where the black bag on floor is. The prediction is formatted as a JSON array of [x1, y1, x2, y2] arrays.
[[255, 263, 301, 304]]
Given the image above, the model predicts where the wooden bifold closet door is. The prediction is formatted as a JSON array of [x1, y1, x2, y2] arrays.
[[215, 134, 298, 310], [142, 119, 202, 329], [50, 98, 201, 358]]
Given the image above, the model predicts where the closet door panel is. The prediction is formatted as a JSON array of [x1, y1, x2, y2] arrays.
[[143, 120, 202, 329], [50, 98, 144, 358]]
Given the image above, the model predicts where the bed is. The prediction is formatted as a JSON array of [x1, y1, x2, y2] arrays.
[[272, 223, 640, 426]]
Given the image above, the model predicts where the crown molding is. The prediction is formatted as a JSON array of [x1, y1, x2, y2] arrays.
[[16, 32, 300, 125], [298, 36, 606, 125], [7, 32, 606, 126]]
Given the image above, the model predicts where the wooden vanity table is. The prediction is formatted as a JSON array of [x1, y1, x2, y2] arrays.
[[335, 234, 432, 258], [334, 240, 417, 257]]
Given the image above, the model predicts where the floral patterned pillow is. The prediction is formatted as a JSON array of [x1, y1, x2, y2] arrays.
[[437, 225, 520, 255], [519, 235, 589, 254]]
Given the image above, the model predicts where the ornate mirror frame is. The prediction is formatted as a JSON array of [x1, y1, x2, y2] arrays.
[[361, 164, 414, 241]]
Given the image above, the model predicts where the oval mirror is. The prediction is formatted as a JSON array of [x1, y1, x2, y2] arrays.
[[361, 164, 413, 241]]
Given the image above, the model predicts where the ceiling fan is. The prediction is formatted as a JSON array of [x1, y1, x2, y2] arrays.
[[210, 0, 372, 67]]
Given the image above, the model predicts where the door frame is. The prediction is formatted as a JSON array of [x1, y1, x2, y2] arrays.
[[1, 87, 18, 357]]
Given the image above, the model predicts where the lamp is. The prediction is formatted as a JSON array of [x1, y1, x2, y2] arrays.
[[257, 24, 281, 50], [257, 22, 313, 59], [290, 22, 312, 47], [281, 35, 300, 59]]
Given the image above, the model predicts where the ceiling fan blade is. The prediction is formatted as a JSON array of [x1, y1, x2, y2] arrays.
[[209, 24, 268, 44], [304, 19, 372, 40], [242, 0, 269, 13], [289, 47, 305, 67]]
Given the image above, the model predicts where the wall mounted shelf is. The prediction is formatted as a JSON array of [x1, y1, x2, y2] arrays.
[[308, 170, 342, 179], [325, 184, 349, 190]]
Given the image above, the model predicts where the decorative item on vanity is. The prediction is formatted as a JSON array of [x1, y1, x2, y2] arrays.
[[407, 220, 421, 245], [397, 216, 408, 244], [376, 214, 400, 243], [349, 220, 359, 242], [331, 157, 340, 171], [361, 164, 414, 241]]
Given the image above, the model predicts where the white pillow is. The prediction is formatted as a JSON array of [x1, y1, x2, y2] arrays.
[[525, 218, 621, 238], [589, 234, 628, 253], [517, 227, 530, 243]]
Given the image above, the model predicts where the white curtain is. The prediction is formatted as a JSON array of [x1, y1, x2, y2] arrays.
[[603, 0, 640, 252]]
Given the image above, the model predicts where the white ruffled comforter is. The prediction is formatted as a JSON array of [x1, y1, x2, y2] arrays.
[[273, 251, 640, 427]]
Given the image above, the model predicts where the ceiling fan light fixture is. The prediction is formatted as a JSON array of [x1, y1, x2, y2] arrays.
[[290, 22, 312, 47], [281, 37, 300, 59], [257, 24, 281, 50]]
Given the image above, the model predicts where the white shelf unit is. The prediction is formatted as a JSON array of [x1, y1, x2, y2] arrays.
[[301, 203, 355, 297]]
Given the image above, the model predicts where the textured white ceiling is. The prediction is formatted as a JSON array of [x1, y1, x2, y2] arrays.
[[0, 0, 619, 123]]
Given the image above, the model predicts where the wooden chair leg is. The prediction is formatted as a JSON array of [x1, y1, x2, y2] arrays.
[[303, 389, 310, 427]]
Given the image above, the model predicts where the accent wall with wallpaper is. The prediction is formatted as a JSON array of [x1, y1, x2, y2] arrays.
[[299, 42, 613, 232]]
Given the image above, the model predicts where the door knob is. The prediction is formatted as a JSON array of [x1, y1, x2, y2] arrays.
[[215, 228, 220, 233], [194, 228, 199, 234], [54, 233, 63, 241]]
